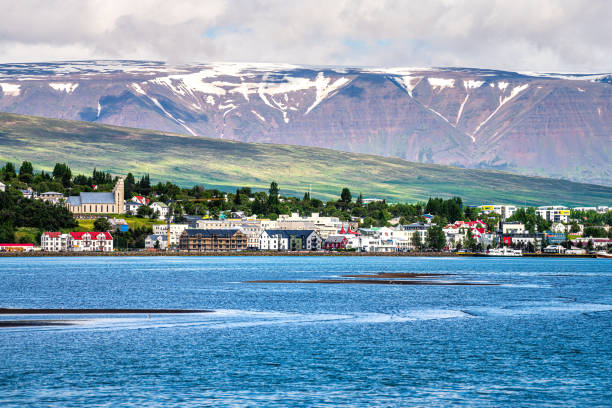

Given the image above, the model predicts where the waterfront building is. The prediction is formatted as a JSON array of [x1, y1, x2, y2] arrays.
[[259, 230, 322, 251], [0, 243, 35, 252], [323, 235, 348, 250], [66, 178, 125, 214], [179, 229, 247, 252], [152, 224, 189, 247], [41, 232, 69, 252], [67, 232, 114, 252], [145, 234, 168, 250]]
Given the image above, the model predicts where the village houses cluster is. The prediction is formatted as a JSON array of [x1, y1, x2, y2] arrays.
[[3, 177, 611, 254]]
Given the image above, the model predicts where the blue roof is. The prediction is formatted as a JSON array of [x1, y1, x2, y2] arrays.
[[80, 192, 115, 204], [264, 230, 317, 239], [67, 196, 82, 206]]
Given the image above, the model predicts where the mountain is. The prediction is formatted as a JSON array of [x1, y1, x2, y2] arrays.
[[0, 61, 610, 185], [0, 112, 610, 206]]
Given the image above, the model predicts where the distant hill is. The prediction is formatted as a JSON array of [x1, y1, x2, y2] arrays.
[[0, 61, 610, 185], [0, 112, 610, 206]]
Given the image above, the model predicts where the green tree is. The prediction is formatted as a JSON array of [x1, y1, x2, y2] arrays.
[[52, 163, 72, 188], [267, 181, 280, 214], [426, 225, 446, 251], [18, 161, 34, 184], [2, 162, 16, 181], [340, 187, 352, 205], [93, 217, 111, 231], [0, 221, 15, 243], [411, 231, 423, 251], [465, 229, 477, 251]]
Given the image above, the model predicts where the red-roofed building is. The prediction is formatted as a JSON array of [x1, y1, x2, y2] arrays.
[[68, 232, 113, 252], [132, 195, 150, 205]]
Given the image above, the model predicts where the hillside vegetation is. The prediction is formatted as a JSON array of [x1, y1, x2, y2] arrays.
[[0, 113, 610, 205]]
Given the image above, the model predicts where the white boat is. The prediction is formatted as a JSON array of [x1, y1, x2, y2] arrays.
[[596, 251, 612, 259], [487, 247, 522, 257]]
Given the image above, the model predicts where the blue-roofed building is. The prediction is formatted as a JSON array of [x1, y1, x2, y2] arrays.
[[66, 178, 125, 214], [259, 229, 321, 251]]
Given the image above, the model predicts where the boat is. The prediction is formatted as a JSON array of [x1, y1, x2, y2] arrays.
[[486, 247, 522, 257], [596, 251, 612, 259]]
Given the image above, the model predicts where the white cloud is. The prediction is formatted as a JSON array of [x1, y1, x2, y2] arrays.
[[0, 0, 610, 72]]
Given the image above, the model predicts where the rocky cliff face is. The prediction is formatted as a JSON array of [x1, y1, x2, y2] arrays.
[[0, 61, 610, 185]]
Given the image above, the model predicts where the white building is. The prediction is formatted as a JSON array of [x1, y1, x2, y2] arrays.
[[152, 224, 189, 247], [41, 232, 69, 252], [125, 201, 143, 215], [536, 206, 570, 223], [502, 222, 525, 234], [145, 234, 168, 250], [479, 204, 517, 220], [0, 181, 6, 192], [39, 191, 64, 204], [150, 202, 169, 220], [67, 232, 113, 252], [259, 230, 321, 251]]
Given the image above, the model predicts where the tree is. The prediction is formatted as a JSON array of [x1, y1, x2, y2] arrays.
[[52, 163, 72, 188], [426, 225, 446, 251], [411, 231, 423, 251], [465, 229, 477, 251], [0, 221, 15, 243], [2, 162, 16, 181], [18, 161, 34, 183], [356, 193, 363, 206], [154, 239, 160, 250], [267, 181, 280, 214], [340, 187, 352, 205], [93, 217, 111, 231], [137, 205, 153, 218]]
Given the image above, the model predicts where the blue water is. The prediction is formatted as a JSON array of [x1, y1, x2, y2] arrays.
[[0, 256, 611, 407]]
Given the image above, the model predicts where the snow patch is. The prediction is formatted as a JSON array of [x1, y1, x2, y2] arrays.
[[206, 95, 215, 105], [0, 83, 20, 96], [463, 80, 484, 89], [49, 82, 79, 93], [305, 72, 350, 114], [428, 77, 455, 91], [251, 110, 265, 122], [396, 76, 422, 96], [473, 84, 529, 135], [497, 82, 509, 90], [577, 87, 585, 92], [456, 94, 469, 126], [97, 101, 101, 118], [131, 83, 146, 95]]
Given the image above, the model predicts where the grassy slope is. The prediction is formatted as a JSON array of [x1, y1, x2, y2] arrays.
[[0, 112, 610, 206]]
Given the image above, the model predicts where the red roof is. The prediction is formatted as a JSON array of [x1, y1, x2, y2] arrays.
[[339, 226, 346, 234], [69, 232, 113, 240], [0, 243, 34, 247], [44, 232, 62, 238]]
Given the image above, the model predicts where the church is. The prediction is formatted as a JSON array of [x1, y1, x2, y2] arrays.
[[66, 177, 125, 214]]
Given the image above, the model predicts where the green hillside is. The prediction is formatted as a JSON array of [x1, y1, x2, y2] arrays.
[[0, 112, 610, 206]]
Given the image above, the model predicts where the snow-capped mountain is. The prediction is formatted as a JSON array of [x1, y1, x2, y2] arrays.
[[0, 60, 610, 185]]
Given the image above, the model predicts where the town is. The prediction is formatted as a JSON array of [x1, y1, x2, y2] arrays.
[[0, 161, 611, 256]]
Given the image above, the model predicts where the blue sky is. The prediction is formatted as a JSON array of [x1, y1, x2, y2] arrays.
[[0, 0, 610, 72]]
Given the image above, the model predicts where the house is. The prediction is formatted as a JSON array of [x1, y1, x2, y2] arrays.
[[0, 181, 5, 192], [543, 245, 565, 254], [259, 230, 322, 251], [66, 178, 124, 214], [41, 232, 69, 252], [20, 187, 35, 199], [150, 202, 169, 220], [125, 201, 143, 215], [39, 191, 64, 204], [544, 231, 566, 245], [565, 246, 587, 255], [0, 243, 35, 252], [145, 234, 168, 250], [179, 229, 247, 252], [131, 195, 150, 205], [323, 235, 348, 250], [67, 232, 114, 252], [501, 222, 525, 234], [550, 222, 567, 233], [152, 224, 189, 247]]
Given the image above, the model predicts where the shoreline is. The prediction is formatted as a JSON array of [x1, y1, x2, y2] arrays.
[[0, 251, 598, 258]]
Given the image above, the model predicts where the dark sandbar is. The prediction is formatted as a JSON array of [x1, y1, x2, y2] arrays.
[[0, 308, 212, 315], [246, 279, 497, 286], [0, 320, 78, 328], [342, 273, 452, 279]]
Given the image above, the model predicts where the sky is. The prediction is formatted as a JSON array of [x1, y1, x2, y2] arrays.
[[0, 0, 611, 72]]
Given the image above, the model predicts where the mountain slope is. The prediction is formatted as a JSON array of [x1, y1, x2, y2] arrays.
[[0, 61, 610, 185], [0, 113, 610, 206]]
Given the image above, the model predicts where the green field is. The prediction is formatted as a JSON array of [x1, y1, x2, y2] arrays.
[[0, 112, 610, 205]]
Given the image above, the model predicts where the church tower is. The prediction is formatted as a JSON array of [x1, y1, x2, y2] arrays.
[[114, 177, 125, 213]]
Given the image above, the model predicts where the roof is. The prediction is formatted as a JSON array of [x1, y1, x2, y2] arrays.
[[41, 191, 62, 195], [69, 232, 113, 240], [126, 201, 143, 206], [43, 232, 62, 238], [183, 229, 243, 238], [151, 202, 168, 208], [325, 235, 348, 243], [146, 234, 167, 241], [264, 229, 318, 239], [66, 196, 81, 206], [80, 192, 115, 204]]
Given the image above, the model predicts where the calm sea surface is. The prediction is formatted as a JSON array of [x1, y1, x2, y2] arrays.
[[0, 256, 611, 407]]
